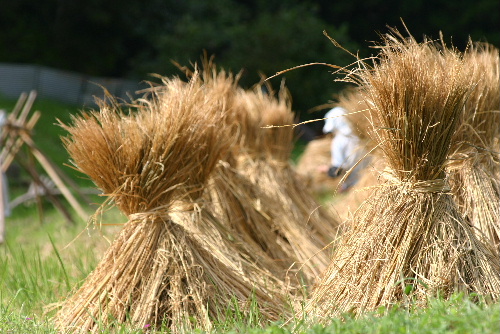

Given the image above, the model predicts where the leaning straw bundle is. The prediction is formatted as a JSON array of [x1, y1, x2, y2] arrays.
[[176, 59, 324, 289], [193, 64, 301, 279], [329, 156, 386, 223], [305, 32, 500, 320], [55, 71, 288, 333], [198, 69, 321, 284], [328, 86, 388, 221], [148, 73, 293, 319], [447, 43, 500, 254], [335, 86, 377, 148], [234, 85, 340, 282], [295, 135, 342, 196], [204, 161, 297, 276]]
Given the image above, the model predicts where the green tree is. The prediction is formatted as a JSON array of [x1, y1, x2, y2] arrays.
[[135, 1, 358, 120], [2, 0, 497, 121]]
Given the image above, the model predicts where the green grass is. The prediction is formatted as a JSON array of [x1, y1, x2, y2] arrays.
[[1, 95, 499, 333]]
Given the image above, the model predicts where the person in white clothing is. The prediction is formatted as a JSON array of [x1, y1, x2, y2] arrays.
[[319, 106, 363, 191]]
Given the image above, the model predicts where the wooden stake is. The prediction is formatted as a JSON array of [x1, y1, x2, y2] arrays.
[[20, 133, 89, 222], [16, 153, 74, 224], [1, 111, 40, 172], [1, 91, 90, 231], [0, 170, 5, 244]]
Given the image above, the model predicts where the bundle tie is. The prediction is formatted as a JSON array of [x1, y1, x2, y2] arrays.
[[446, 149, 498, 171], [128, 202, 198, 224], [381, 169, 451, 194], [128, 211, 167, 223], [405, 179, 451, 194]]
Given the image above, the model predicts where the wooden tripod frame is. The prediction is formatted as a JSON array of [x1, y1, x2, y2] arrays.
[[1, 91, 90, 243]]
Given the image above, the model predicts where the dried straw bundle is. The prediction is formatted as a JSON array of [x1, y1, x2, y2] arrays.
[[178, 62, 305, 281], [305, 33, 500, 319], [173, 59, 325, 291], [296, 87, 377, 199], [329, 157, 385, 223], [328, 86, 388, 221], [447, 43, 500, 254], [295, 135, 342, 196], [335, 86, 377, 148], [233, 85, 340, 282], [55, 71, 288, 333]]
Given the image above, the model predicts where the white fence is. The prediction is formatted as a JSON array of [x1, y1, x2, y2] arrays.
[[0, 63, 146, 106]]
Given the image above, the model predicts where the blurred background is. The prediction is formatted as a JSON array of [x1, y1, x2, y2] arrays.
[[1, 0, 498, 134]]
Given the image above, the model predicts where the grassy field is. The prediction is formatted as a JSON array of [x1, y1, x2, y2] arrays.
[[1, 95, 499, 333]]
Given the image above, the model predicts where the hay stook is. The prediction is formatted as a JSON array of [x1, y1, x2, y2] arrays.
[[447, 42, 500, 255], [177, 56, 342, 285], [55, 70, 290, 333], [231, 83, 341, 282], [305, 30, 500, 320]]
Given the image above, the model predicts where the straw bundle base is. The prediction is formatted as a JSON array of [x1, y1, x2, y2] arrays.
[[449, 155, 500, 255], [55, 217, 212, 333], [307, 187, 500, 320], [55, 208, 289, 333]]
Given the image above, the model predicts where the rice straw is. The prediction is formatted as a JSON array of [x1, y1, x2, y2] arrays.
[[305, 31, 500, 320]]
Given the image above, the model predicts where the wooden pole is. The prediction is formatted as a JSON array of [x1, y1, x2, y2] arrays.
[[16, 154, 74, 224], [20, 133, 89, 222], [0, 169, 5, 244], [1, 91, 90, 230], [0, 110, 40, 172], [0, 109, 7, 244]]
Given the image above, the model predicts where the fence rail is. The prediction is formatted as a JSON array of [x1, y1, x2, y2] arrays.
[[0, 62, 146, 106]]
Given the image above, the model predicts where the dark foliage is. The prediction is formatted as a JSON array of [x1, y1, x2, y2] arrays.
[[0, 0, 497, 120]]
